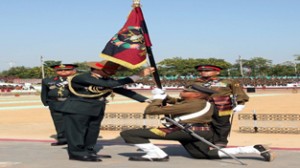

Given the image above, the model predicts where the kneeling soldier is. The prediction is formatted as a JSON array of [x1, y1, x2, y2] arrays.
[[120, 84, 275, 162]]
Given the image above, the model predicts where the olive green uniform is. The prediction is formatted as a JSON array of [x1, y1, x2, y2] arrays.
[[60, 72, 148, 158], [194, 78, 249, 146], [121, 96, 222, 159], [41, 76, 69, 144]]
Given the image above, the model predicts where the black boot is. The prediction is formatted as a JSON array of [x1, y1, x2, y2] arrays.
[[69, 154, 102, 162], [87, 147, 112, 158], [129, 156, 169, 162], [254, 144, 276, 161], [51, 141, 67, 146]]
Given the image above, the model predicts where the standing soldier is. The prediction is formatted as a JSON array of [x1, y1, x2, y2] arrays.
[[41, 64, 77, 146], [194, 64, 249, 148], [60, 60, 154, 162]]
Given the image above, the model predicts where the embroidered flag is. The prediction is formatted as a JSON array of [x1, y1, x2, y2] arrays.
[[100, 6, 152, 69]]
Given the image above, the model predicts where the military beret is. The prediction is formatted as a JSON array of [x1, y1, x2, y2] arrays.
[[194, 64, 222, 71], [184, 84, 217, 95], [50, 64, 78, 70]]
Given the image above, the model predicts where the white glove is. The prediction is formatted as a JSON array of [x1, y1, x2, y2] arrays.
[[152, 94, 167, 100], [151, 88, 167, 100], [174, 117, 181, 122], [151, 88, 166, 95], [233, 105, 245, 113]]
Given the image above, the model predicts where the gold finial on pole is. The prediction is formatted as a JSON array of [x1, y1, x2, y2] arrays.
[[132, 0, 141, 7]]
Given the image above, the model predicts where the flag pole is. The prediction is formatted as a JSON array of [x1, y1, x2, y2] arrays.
[[146, 47, 163, 89], [133, 0, 164, 129], [132, 0, 162, 89]]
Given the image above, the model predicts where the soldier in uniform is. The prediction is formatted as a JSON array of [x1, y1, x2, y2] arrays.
[[41, 63, 77, 146], [120, 85, 274, 162], [194, 64, 249, 148], [60, 60, 154, 162]]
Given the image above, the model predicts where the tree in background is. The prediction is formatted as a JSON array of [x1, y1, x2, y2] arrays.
[[0, 56, 299, 79], [238, 57, 272, 77], [157, 57, 232, 77]]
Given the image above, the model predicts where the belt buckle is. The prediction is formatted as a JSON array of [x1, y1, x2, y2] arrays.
[[57, 98, 67, 101]]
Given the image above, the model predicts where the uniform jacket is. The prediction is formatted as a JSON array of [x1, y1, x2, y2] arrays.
[[194, 78, 249, 116], [145, 96, 214, 124], [41, 76, 70, 111], [60, 72, 148, 116], [194, 78, 249, 104]]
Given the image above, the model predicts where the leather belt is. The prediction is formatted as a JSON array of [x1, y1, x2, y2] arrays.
[[190, 126, 210, 131], [50, 97, 67, 101], [188, 123, 210, 131], [57, 97, 67, 101], [190, 123, 210, 127]]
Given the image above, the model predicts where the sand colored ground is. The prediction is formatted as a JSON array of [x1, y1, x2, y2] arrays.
[[0, 89, 299, 149]]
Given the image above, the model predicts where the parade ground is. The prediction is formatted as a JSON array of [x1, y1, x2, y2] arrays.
[[1, 89, 300, 168]]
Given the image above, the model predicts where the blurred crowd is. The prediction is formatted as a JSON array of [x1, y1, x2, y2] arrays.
[[0, 84, 35, 92], [128, 77, 300, 88], [1, 77, 299, 92]]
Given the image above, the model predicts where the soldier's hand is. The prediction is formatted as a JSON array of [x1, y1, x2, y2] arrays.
[[139, 67, 155, 77], [152, 94, 167, 100], [151, 88, 166, 95], [233, 105, 245, 113], [151, 88, 167, 100], [144, 99, 152, 103], [129, 67, 155, 82]]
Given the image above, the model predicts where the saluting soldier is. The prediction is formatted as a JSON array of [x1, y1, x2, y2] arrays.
[[41, 63, 77, 146], [194, 64, 249, 148], [60, 60, 154, 162], [120, 85, 274, 162]]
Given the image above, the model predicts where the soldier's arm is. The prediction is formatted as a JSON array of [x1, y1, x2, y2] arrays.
[[165, 95, 180, 104], [231, 79, 249, 104], [144, 99, 206, 116], [113, 87, 149, 102], [40, 79, 49, 106], [71, 73, 138, 89], [73, 76, 134, 88]]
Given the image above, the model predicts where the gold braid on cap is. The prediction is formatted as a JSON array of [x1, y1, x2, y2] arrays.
[[67, 75, 112, 98]]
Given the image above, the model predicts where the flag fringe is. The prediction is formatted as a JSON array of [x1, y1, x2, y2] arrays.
[[100, 53, 147, 69]]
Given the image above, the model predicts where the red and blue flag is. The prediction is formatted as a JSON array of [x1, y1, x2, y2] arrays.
[[100, 6, 152, 69]]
